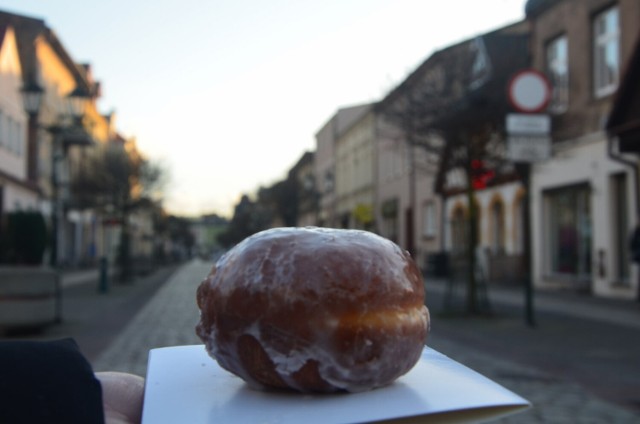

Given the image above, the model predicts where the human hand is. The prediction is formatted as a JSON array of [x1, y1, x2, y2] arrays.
[[96, 371, 145, 424]]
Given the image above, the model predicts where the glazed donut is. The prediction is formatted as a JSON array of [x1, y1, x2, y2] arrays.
[[196, 227, 430, 393]]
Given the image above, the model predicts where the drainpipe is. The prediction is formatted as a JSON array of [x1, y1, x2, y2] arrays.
[[607, 134, 640, 215], [607, 134, 640, 302]]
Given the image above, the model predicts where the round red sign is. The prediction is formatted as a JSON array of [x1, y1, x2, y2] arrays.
[[508, 69, 552, 113]]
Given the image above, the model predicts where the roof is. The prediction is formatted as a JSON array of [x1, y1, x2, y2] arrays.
[[290, 150, 315, 174], [524, 0, 557, 18], [0, 9, 91, 93], [372, 20, 530, 195], [315, 102, 374, 140], [0, 23, 7, 47], [377, 20, 529, 130]]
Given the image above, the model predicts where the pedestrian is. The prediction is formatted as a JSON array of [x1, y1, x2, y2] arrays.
[[0, 338, 144, 424]]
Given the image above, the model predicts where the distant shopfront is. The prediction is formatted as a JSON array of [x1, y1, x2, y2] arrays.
[[531, 134, 635, 299], [544, 183, 592, 283]]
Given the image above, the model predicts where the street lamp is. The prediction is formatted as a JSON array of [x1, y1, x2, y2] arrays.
[[66, 86, 89, 122], [21, 81, 93, 268], [21, 81, 44, 116]]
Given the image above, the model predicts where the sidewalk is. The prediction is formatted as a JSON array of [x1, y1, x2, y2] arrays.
[[60, 266, 113, 289], [2, 264, 177, 363], [92, 260, 207, 376], [427, 277, 640, 330], [93, 259, 639, 423]]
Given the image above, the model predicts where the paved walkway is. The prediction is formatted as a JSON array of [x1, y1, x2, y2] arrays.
[[427, 277, 640, 330], [93, 260, 639, 423], [60, 265, 120, 289], [92, 260, 206, 376]]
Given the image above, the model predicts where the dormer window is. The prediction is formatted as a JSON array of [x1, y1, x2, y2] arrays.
[[593, 5, 620, 98], [469, 37, 491, 90]]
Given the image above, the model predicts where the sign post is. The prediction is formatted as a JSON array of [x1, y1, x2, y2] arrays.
[[507, 114, 551, 162], [506, 69, 552, 328]]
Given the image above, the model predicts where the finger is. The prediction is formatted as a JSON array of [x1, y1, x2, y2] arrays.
[[96, 371, 145, 424]]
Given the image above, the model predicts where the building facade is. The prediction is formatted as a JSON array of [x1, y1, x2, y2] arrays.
[[527, 0, 640, 299], [314, 104, 371, 228], [334, 105, 376, 230], [1, 9, 157, 271], [296, 1, 640, 300], [0, 24, 38, 215]]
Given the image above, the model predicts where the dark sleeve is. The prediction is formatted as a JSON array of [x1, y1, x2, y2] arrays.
[[0, 338, 104, 424]]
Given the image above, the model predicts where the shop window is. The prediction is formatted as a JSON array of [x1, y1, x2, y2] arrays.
[[546, 184, 591, 278]]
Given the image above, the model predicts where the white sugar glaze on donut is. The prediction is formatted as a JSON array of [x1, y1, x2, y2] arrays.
[[196, 227, 430, 392]]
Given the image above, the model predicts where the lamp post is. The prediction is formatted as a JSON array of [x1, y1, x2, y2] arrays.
[[21, 81, 92, 268], [22, 81, 43, 184]]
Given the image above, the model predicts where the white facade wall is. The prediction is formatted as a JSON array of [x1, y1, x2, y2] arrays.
[[0, 27, 38, 212], [531, 133, 637, 299], [335, 111, 375, 228], [0, 28, 27, 181], [444, 181, 524, 255], [375, 118, 410, 247], [315, 116, 337, 227], [315, 105, 372, 228], [3, 183, 39, 211]]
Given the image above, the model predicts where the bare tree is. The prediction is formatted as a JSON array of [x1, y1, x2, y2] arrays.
[[378, 32, 525, 314], [71, 141, 166, 280]]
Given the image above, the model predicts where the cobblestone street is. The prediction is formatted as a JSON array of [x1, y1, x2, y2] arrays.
[[93, 260, 639, 423]]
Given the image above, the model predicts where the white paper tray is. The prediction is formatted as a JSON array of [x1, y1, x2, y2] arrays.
[[142, 345, 530, 424]]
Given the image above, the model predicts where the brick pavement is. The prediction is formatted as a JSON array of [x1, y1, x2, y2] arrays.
[[93, 259, 639, 423], [92, 260, 207, 376]]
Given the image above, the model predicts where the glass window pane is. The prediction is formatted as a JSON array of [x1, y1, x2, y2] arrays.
[[593, 6, 620, 96], [547, 185, 591, 278], [547, 35, 569, 113]]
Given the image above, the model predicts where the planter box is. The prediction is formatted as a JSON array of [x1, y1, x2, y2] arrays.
[[0, 267, 61, 331]]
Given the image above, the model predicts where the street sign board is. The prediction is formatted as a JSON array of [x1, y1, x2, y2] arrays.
[[507, 135, 551, 162], [506, 113, 550, 135], [508, 70, 551, 113]]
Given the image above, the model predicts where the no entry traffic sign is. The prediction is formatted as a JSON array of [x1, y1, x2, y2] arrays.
[[508, 69, 551, 113]]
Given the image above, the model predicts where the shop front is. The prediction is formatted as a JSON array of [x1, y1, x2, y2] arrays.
[[531, 134, 636, 299]]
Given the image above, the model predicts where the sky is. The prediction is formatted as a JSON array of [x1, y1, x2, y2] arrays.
[[2, 0, 527, 217]]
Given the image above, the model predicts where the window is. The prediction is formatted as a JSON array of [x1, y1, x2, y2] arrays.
[[323, 169, 334, 193], [14, 119, 23, 156], [490, 199, 505, 253], [611, 173, 630, 284], [546, 35, 569, 113], [381, 198, 398, 243], [546, 184, 591, 278], [470, 37, 491, 89], [9, 116, 17, 153], [513, 192, 525, 255], [450, 206, 467, 254], [422, 201, 436, 237], [0, 115, 22, 155], [382, 215, 398, 243], [0, 110, 5, 148], [593, 6, 620, 97]]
